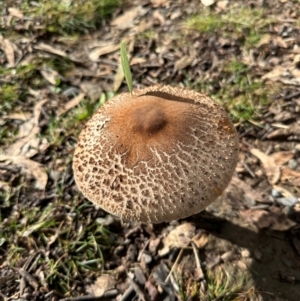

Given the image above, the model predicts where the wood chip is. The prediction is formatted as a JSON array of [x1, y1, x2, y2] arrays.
[[240, 209, 296, 231], [250, 148, 281, 185], [270, 151, 294, 166], [88, 43, 120, 61], [281, 167, 300, 187], [0, 37, 15, 67], [0, 155, 48, 190], [5, 99, 49, 157], [230, 176, 265, 203], [58, 92, 85, 116], [86, 274, 116, 297]]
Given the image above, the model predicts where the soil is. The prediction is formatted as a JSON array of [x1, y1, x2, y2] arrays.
[[1, 0, 300, 301]]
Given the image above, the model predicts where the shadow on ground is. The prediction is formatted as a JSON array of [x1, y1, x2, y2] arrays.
[[188, 210, 300, 301]]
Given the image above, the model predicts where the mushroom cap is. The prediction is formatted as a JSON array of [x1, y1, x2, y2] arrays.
[[73, 85, 239, 223]]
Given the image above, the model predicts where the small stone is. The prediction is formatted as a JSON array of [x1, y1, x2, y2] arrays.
[[142, 253, 152, 265], [283, 206, 294, 217], [268, 195, 275, 203], [240, 249, 251, 258], [271, 189, 282, 198], [96, 215, 114, 226], [221, 250, 234, 262], [49, 170, 61, 182], [288, 159, 298, 170], [244, 195, 256, 207], [254, 249, 262, 261], [281, 256, 292, 268], [276, 197, 298, 207], [237, 260, 247, 270], [201, 0, 216, 6], [217, 0, 229, 10], [149, 237, 161, 254], [134, 267, 147, 285], [126, 244, 137, 262], [206, 254, 221, 269]]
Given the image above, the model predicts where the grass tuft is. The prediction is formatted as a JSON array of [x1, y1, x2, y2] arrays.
[[184, 58, 273, 122], [174, 265, 247, 301], [0, 197, 118, 294], [185, 6, 273, 48], [18, 0, 121, 34]]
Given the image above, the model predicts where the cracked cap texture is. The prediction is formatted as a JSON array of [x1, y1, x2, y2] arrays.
[[73, 85, 239, 223]]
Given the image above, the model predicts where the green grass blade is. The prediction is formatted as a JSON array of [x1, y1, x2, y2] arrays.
[[120, 41, 133, 96]]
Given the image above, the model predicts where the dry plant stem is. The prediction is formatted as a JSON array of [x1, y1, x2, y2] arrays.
[[119, 285, 135, 301], [165, 245, 187, 283], [137, 239, 150, 262], [191, 241, 207, 292], [15, 268, 39, 290], [60, 292, 118, 301], [126, 273, 147, 301]]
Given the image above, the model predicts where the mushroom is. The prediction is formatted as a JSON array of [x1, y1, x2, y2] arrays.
[[73, 85, 239, 223]]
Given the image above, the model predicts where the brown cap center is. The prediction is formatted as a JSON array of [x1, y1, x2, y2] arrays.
[[132, 104, 167, 136]]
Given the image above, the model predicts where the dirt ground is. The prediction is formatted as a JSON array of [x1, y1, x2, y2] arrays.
[[1, 0, 300, 300]]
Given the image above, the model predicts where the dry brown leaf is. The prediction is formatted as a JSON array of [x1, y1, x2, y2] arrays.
[[250, 148, 281, 185], [130, 57, 147, 65], [88, 44, 120, 62], [80, 82, 103, 101], [34, 43, 68, 58], [230, 176, 265, 203], [278, 77, 300, 86], [150, 0, 169, 7], [270, 151, 294, 166], [40, 68, 61, 86], [240, 209, 296, 231], [281, 167, 300, 187], [262, 65, 285, 81], [174, 55, 195, 71], [86, 274, 116, 297], [256, 34, 272, 47], [270, 123, 289, 129], [58, 92, 85, 116], [273, 111, 293, 122], [274, 36, 288, 48], [0, 155, 47, 190], [272, 185, 295, 198], [267, 123, 300, 139], [3, 112, 31, 121], [138, 19, 154, 33], [8, 7, 24, 19], [111, 7, 141, 30], [192, 232, 209, 249], [19, 137, 49, 158], [163, 223, 195, 249], [153, 10, 165, 25], [0, 181, 10, 191], [0, 37, 15, 67], [5, 99, 49, 157]]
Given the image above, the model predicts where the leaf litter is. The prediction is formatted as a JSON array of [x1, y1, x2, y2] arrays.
[[1, 0, 300, 300]]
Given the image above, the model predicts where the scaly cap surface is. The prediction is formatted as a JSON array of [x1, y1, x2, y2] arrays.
[[73, 85, 239, 223]]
